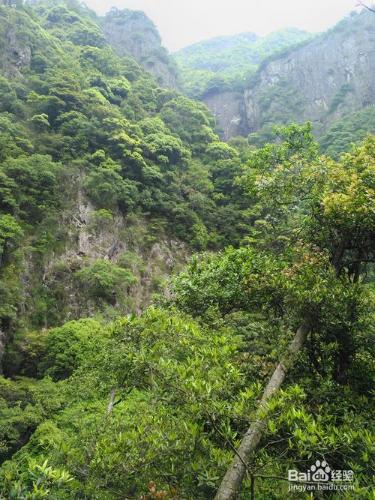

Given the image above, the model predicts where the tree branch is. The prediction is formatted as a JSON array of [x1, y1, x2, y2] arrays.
[[106, 388, 117, 416], [357, 1, 375, 12], [214, 323, 310, 500]]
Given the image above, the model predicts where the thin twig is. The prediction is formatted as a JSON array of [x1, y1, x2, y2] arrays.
[[208, 414, 252, 475], [357, 1, 375, 12]]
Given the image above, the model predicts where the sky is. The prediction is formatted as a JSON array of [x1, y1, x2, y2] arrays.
[[84, 0, 362, 51]]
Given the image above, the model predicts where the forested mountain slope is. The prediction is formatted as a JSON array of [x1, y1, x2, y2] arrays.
[[187, 9, 375, 146], [174, 28, 310, 98], [0, 1, 374, 499], [244, 9, 375, 139], [0, 0, 250, 370], [101, 8, 178, 89]]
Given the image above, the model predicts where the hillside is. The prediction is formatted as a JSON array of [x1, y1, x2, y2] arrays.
[[101, 8, 178, 89], [244, 9, 375, 140], [174, 28, 311, 98], [199, 9, 375, 143], [0, 0, 251, 364], [0, 1, 374, 499]]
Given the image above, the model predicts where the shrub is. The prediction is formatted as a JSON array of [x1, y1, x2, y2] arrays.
[[75, 259, 137, 303]]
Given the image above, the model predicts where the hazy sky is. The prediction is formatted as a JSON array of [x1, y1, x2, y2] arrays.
[[85, 0, 361, 51]]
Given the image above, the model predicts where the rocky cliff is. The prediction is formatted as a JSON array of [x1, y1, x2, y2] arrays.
[[0, 7, 39, 77], [101, 8, 178, 89], [244, 9, 375, 135], [203, 90, 245, 139], [201, 9, 375, 139]]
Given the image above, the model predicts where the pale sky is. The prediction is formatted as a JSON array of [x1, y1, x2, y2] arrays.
[[84, 0, 363, 51]]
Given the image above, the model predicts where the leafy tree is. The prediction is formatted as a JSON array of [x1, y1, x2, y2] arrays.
[[160, 96, 217, 151], [0, 214, 23, 264], [84, 158, 139, 210], [39, 319, 107, 380], [75, 259, 137, 303], [0, 154, 60, 223], [0, 77, 19, 113], [320, 106, 375, 157]]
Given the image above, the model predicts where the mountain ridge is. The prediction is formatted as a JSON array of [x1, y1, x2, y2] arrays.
[[190, 8, 375, 142], [174, 27, 311, 99], [101, 7, 179, 89]]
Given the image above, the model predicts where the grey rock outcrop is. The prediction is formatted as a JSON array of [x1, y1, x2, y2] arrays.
[[203, 90, 245, 140], [1, 23, 31, 77], [243, 9, 375, 135], [201, 9, 375, 139]]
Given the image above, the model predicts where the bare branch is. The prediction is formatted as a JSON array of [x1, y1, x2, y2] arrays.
[[357, 1, 375, 12], [106, 388, 118, 416]]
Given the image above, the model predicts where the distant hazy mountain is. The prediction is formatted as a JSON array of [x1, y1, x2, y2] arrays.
[[174, 28, 311, 98], [183, 10, 375, 145]]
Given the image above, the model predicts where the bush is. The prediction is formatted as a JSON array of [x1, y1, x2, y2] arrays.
[[39, 319, 107, 380], [75, 259, 137, 303]]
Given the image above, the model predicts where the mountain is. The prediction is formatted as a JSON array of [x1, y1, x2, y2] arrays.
[[174, 28, 311, 98], [101, 8, 178, 88], [0, 0, 251, 373], [244, 10, 375, 137], [197, 9, 375, 143], [0, 2, 374, 499]]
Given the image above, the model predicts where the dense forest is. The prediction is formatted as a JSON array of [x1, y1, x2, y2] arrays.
[[0, 1, 374, 499]]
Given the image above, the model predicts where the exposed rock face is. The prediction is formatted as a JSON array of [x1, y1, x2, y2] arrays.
[[101, 8, 178, 89], [35, 184, 188, 322], [203, 91, 245, 140], [243, 10, 375, 135], [201, 10, 375, 139]]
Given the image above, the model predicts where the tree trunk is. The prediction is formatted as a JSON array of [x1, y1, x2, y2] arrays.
[[214, 323, 310, 500], [106, 388, 117, 416], [0, 329, 5, 375]]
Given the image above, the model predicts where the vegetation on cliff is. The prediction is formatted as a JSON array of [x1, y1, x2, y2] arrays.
[[0, 1, 374, 499]]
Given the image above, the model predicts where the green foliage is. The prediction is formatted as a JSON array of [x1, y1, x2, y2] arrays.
[[160, 96, 216, 149], [0, 376, 63, 463], [240, 127, 375, 275], [39, 319, 107, 380], [75, 259, 137, 303], [84, 158, 139, 210], [321, 106, 375, 157], [0, 3, 374, 499], [0, 214, 23, 257], [328, 83, 354, 114], [173, 245, 354, 328], [0, 77, 19, 113], [89, 208, 114, 231], [0, 309, 245, 498], [143, 131, 190, 166], [0, 154, 61, 222], [0, 114, 33, 161], [254, 78, 305, 128], [1, 453, 75, 499]]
